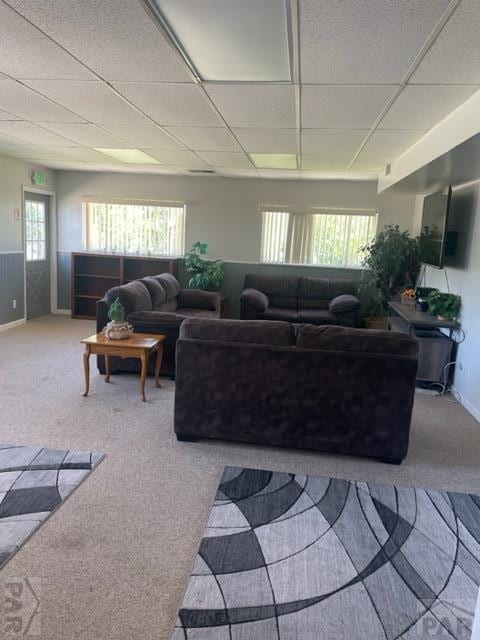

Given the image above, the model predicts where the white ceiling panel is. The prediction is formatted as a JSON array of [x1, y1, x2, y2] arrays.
[[164, 127, 240, 152], [379, 85, 479, 131], [100, 125, 184, 150], [196, 152, 252, 168], [24, 80, 150, 125], [217, 168, 258, 178], [350, 155, 390, 171], [6, 0, 192, 83], [113, 83, 222, 127], [299, 0, 450, 84], [0, 78, 85, 123], [301, 129, 368, 155], [232, 128, 298, 153], [0, 122, 76, 146], [301, 155, 352, 171], [360, 130, 425, 159], [302, 85, 396, 129], [39, 123, 130, 148], [205, 84, 296, 128], [0, 2, 93, 80], [0, 109, 22, 121], [300, 171, 347, 180], [411, 0, 480, 84], [143, 149, 209, 168]]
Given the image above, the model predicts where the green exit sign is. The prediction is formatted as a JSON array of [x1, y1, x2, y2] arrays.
[[31, 170, 47, 186]]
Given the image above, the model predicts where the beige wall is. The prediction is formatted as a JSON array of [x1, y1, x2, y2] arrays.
[[56, 171, 417, 259]]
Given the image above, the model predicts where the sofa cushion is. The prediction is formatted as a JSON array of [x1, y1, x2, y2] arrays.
[[178, 289, 220, 311], [299, 277, 356, 310], [244, 274, 298, 309], [105, 280, 152, 315], [240, 288, 269, 312], [177, 307, 221, 319], [127, 310, 183, 329], [154, 273, 180, 299], [329, 294, 360, 314], [296, 324, 418, 357], [297, 309, 338, 325], [179, 318, 294, 346], [256, 308, 298, 322], [141, 276, 166, 309]]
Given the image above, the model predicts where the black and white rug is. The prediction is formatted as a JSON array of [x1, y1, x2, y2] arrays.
[[0, 443, 104, 569], [172, 467, 480, 639]]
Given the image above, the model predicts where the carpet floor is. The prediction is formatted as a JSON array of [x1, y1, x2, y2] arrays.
[[0, 315, 479, 640]]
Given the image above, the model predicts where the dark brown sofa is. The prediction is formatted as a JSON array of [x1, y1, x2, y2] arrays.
[[240, 274, 361, 326], [174, 318, 419, 463], [96, 273, 221, 376]]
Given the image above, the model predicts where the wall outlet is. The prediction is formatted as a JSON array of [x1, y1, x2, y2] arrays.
[[12, 299, 16, 309]]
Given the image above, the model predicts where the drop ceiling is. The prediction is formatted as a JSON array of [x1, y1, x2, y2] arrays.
[[0, 0, 478, 180]]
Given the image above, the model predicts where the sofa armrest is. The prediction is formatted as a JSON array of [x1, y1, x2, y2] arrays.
[[177, 289, 221, 311], [329, 294, 360, 314], [240, 288, 269, 312]]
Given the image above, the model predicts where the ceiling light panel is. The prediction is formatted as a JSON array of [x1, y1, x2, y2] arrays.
[[302, 85, 396, 129], [299, 0, 450, 83], [152, 0, 291, 82], [250, 153, 297, 169], [94, 148, 162, 164], [232, 128, 298, 154], [0, 2, 94, 80], [206, 84, 296, 128], [6, 0, 192, 83], [24, 80, 149, 125], [113, 83, 223, 127], [0, 79, 85, 123], [100, 125, 184, 150], [164, 127, 240, 152]]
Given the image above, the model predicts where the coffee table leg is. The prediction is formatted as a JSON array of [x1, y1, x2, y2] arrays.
[[154, 344, 163, 388], [105, 355, 110, 383], [140, 350, 147, 402], [83, 345, 91, 397]]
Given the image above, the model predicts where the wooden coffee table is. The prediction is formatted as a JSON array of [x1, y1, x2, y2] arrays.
[[81, 332, 166, 402]]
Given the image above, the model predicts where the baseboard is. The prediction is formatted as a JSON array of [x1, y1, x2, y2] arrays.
[[451, 385, 480, 424], [0, 317, 26, 332], [54, 309, 71, 315]]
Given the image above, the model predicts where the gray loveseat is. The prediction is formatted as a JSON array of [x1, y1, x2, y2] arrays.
[[240, 274, 361, 326], [174, 318, 419, 463], [96, 273, 221, 376]]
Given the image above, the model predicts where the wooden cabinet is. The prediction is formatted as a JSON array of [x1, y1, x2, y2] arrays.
[[71, 253, 176, 319]]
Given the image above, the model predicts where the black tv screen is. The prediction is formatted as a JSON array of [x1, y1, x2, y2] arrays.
[[419, 186, 453, 268]]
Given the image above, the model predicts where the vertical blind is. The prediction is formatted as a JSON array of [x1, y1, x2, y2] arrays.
[[260, 207, 378, 267], [85, 201, 185, 256]]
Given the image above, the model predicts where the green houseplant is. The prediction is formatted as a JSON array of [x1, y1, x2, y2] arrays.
[[105, 297, 132, 340], [361, 224, 420, 327], [427, 290, 461, 320], [184, 241, 224, 290]]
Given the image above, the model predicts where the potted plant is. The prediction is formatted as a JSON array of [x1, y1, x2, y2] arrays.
[[184, 241, 224, 290], [105, 297, 132, 340], [427, 290, 461, 320], [361, 224, 420, 328]]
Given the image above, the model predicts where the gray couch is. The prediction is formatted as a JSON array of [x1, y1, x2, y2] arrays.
[[240, 274, 361, 326], [174, 318, 419, 463], [96, 273, 221, 376]]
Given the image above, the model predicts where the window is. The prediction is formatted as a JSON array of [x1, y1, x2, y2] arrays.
[[260, 207, 378, 267], [85, 201, 185, 256], [25, 200, 46, 261]]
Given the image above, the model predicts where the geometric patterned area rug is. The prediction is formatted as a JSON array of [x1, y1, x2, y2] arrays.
[[0, 443, 104, 569], [171, 467, 480, 639]]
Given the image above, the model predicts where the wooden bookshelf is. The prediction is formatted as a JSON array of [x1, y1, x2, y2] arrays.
[[71, 252, 176, 319]]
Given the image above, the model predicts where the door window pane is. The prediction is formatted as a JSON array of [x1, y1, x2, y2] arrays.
[[25, 200, 47, 261]]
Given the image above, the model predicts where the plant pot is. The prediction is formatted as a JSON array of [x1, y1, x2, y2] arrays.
[[363, 317, 388, 330], [104, 320, 133, 340]]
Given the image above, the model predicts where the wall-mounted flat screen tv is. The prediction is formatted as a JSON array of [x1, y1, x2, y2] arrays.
[[419, 186, 454, 268]]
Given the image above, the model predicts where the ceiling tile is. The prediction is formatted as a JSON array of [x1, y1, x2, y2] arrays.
[[302, 85, 396, 129], [0, 108, 22, 121], [300, 170, 347, 180], [113, 83, 222, 126], [0, 78, 85, 123], [205, 84, 296, 128], [217, 168, 258, 178], [164, 127, 240, 151], [0, 122, 76, 146], [411, 0, 480, 84], [24, 80, 149, 124], [39, 123, 131, 148], [196, 151, 252, 168], [301, 155, 352, 171], [379, 85, 480, 130], [0, 2, 93, 80], [301, 129, 368, 155], [350, 154, 390, 171], [299, 0, 450, 83], [100, 125, 183, 150], [361, 130, 425, 159], [232, 128, 298, 153], [143, 149, 209, 168], [7, 0, 192, 83]]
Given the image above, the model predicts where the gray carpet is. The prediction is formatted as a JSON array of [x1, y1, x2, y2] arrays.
[[0, 444, 104, 569], [0, 315, 479, 640], [173, 467, 480, 639]]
